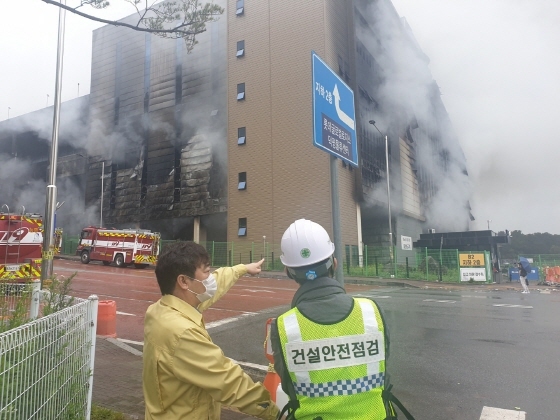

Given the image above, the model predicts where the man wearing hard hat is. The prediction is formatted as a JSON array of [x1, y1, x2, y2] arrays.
[[270, 219, 413, 420]]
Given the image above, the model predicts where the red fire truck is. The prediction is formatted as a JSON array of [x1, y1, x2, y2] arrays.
[[0, 211, 43, 283], [76, 227, 160, 268]]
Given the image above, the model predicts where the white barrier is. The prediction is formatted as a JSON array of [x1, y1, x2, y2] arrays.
[[0, 293, 98, 419]]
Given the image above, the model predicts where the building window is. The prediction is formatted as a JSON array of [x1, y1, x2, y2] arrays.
[[238, 172, 247, 190], [237, 83, 245, 100], [238, 127, 246, 145], [236, 0, 244, 15], [236, 40, 245, 57], [238, 218, 247, 236]]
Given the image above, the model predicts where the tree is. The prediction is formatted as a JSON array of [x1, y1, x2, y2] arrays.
[[41, 0, 224, 52], [500, 230, 560, 259]]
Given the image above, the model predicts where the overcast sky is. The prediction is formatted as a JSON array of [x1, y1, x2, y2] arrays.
[[1, 1, 559, 234]]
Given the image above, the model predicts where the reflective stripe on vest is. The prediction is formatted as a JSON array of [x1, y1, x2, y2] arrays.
[[278, 298, 387, 419]]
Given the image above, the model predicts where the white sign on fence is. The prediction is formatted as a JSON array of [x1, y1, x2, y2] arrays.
[[460, 267, 487, 282], [401, 236, 412, 250]]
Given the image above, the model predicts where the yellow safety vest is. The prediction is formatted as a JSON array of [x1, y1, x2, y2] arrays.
[[277, 298, 387, 420]]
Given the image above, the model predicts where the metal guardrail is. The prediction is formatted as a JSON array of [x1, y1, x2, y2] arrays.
[[0, 292, 98, 419]]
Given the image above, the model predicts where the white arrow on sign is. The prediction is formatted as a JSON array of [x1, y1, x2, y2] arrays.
[[332, 84, 355, 130]]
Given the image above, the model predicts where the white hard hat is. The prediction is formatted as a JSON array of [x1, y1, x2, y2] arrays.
[[280, 219, 335, 268]]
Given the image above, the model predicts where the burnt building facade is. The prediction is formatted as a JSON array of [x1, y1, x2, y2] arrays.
[[0, 0, 472, 248], [86, 5, 228, 240]]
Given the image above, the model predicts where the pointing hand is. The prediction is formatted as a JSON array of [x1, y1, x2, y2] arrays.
[[245, 258, 265, 275]]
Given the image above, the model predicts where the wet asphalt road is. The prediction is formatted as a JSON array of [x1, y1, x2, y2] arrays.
[[211, 287, 560, 420]]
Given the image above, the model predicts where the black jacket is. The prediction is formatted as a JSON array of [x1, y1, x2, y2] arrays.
[[270, 276, 389, 399]]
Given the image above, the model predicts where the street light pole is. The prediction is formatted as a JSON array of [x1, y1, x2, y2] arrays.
[[100, 161, 104, 228], [369, 120, 394, 275], [41, 0, 66, 288]]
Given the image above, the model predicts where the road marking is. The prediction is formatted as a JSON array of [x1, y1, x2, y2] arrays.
[[423, 299, 456, 303], [106, 337, 142, 356], [354, 294, 391, 299], [75, 292, 156, 304], [230, 358, 268, 372], [461, 295, 487, 299], [493, 304, 533, 309], [118, 338, 144, 346], [116, 311, 136, 316], [110, 339, 269, 372], [240, 289, 275, 293], [206, 312, 259, 329], [205, 307, 259, 315], [479, 406, 526, 419]]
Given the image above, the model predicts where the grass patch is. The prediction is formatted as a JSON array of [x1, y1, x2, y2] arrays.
[[91, 404, 129, 420]]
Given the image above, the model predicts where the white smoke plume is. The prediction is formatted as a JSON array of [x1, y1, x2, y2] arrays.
[[360, 0, 472, 232]]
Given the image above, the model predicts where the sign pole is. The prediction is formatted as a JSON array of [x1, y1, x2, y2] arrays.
[[330, 155, 344, 286], [311, 52, 357, 287]]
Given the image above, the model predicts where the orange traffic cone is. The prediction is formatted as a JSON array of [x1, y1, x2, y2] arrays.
[[263, 318, 281, 402], [263, 363, 281, 402]]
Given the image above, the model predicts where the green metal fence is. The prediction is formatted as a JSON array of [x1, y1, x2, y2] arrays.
[[61, 235, 496, 283], [518, 254, 560, 268], [343, 247, 470, 283]]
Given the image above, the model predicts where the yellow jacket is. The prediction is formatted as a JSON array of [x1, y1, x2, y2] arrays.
[[143, 264, 279, 420]]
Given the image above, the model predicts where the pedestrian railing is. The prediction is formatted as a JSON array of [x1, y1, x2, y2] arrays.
[[0, 292, 98, 419]]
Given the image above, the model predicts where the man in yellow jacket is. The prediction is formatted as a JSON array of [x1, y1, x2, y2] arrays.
[[143, 241, 279, 420]]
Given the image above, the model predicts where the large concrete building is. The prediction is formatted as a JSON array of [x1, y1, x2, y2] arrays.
[[0, 0, 472, 255]]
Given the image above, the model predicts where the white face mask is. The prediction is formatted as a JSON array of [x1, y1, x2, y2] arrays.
[[187, 274, 217, 303]]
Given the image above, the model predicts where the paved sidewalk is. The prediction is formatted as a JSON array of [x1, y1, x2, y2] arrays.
[[92, 338, 267, 419]]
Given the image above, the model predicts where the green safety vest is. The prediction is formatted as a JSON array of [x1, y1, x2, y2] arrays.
[[277, 298, 388, 420]]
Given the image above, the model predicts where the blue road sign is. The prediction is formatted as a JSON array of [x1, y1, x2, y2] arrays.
[[312, 52, 358, 167]]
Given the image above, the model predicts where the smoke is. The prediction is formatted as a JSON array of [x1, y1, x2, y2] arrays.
[[54, 176, 100, 235], [4, 97, 89, 150], [0, 153, 98, 236], [359, 0, 472, 231], [179, 105, 226, 165]]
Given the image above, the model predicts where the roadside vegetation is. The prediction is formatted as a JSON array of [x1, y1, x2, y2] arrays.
[[91, 404, 128, 420]]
